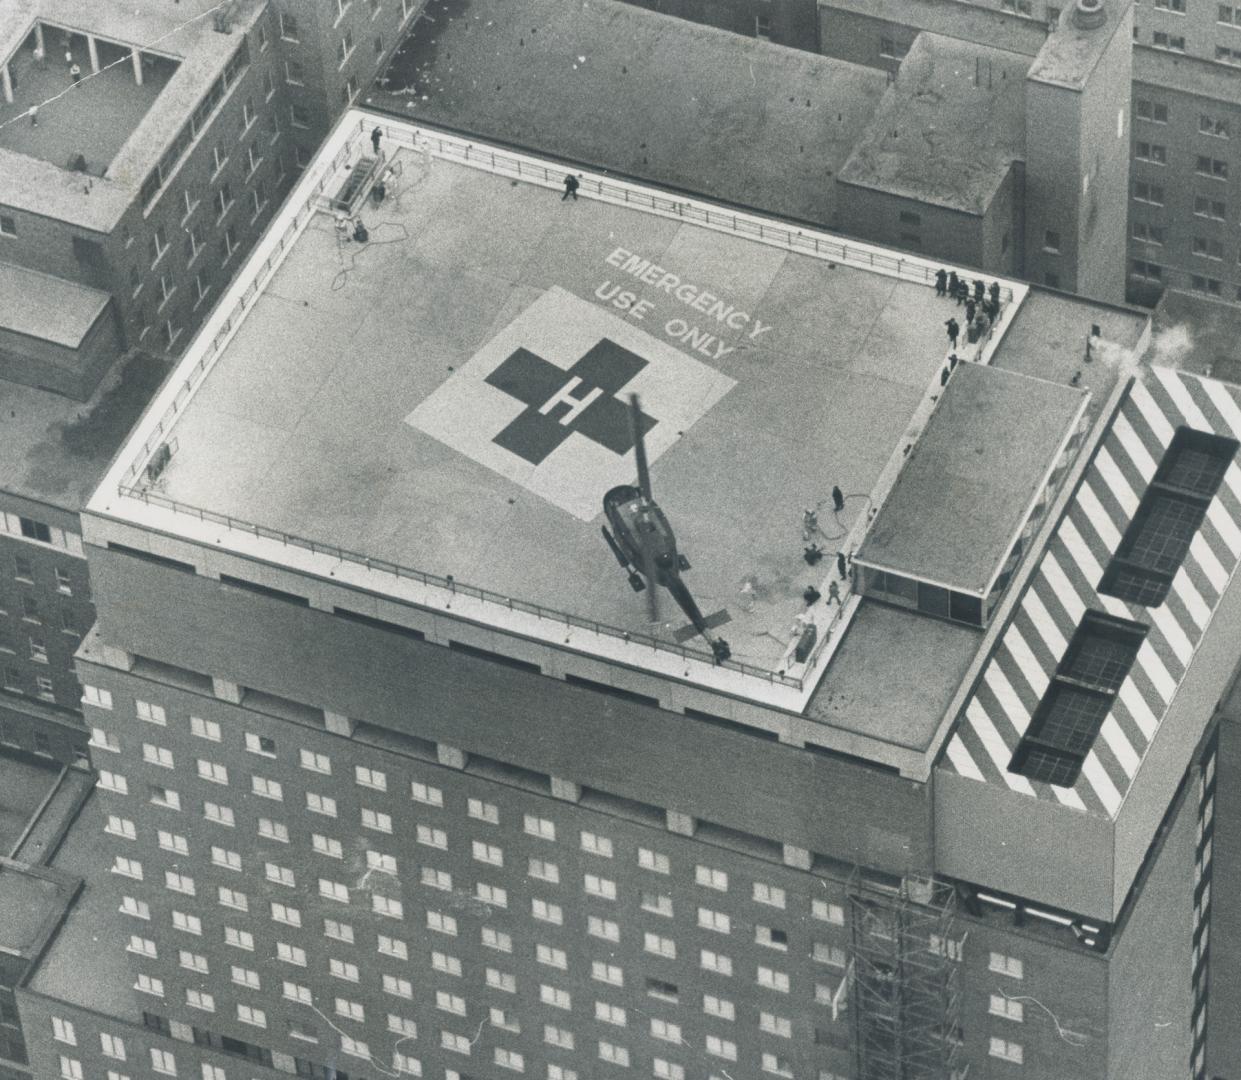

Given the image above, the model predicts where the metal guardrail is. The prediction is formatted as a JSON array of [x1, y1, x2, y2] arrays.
[[118, 484, 801, 687]]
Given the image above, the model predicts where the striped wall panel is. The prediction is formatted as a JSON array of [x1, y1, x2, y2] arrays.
[[941, 368, 1241, 819]]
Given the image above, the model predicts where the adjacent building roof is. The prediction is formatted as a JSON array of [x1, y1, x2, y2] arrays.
[[941, 366, 1241, 817], [837, 32, 1028, 215], [856, 362, 1089, 595], [366, 0, 888, 227], [821, 0, 1047, 57], [0, 260, 111, 348]]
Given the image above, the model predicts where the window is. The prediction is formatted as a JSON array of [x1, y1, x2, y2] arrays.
[[990, 993, 1025, 1020], [483, 926, 513, 952], [417, 824, 447, 849], [1132, 222, 1166, 244], [584, 873, 617, 899], [362, 807, 392, 832], [244, 732, 276, 757], [989, 952, 1024, 979], [1135, 98, 1168, 123], [1155, 0, 1186, 9], [324, 918, 354, 943], [477, 881, 508, 907], [231, 965, 259, 989], [1218, 44, 1241, 63], [533, 898, 563, 925], [581, 830, 613, 857], [179, 950, 208, 973], [306, 792, 337, 817], [150, 1049, 177, 1076], [545, 1025, 575, 1050], [106, 814, 136, 839], [487, 968, 517, 993], [541, 984, 572, 1010], [84, 685, 114, 710], [237, 1004, 266, 1028], [187, 990, 215, 1012], [653, 1060, 684, 1080], [271, 901, 301, 926], [595, 1001, 627, 1027], [258, 817, 288, 842], [135, 974, 164, 996], [473, 840, 504, 866], [267, 863, 296, 888], [422, 866, 451, 890], [52, 1018, 76, 1046], [319, 878, 349, 902], [0, 215, 16, 237], [1193, 236, 1225, 260], [373, 894, 403, 919], [701, 949, 733, 976], [813, 899, 846, 925], [190, 716, 220, 740], [1152, 30, 1186, 50], [279, 12, 299, 39], [524, 813, 555, 840], [650, 1017, 681, 1042], [196, 759, 227, 784], [428, 910, 458, 935], [703, 993, 735, 1020], [598, 1041, 630, 1067], [529, 857, 559, 883], [330, 958, 360, 982], [705, 1035, 737, 1061], [753, 882, 786, 908], [171, 910, 201, 935], [1130, 259, 1163, 282], [1197, 155, 1229, 180], [1100, 429, 1237, 607], [644, 932, 676, 958], [589, 914, 619, 941], [203, 801, 234, 826], [696, 865, 728, 891], [1200, 113, 1230, 138], [989, 1037, 1024, 1064], [276, 942, 306, 965], [93, 729, 121, 753], [642, 891, 673, 916], [136, 700, 166, 725], [283, 981, 312, 1005], [468, 797, 499, 823], [355, 764, 386, 790], [756, 925, 789, 951], [638, 847, 670, 873], [149, 785, 181, 811], [212, 848, 242, 873], [1192, 275, 1223, 296], [119, 896, 149, 919], [251, 776, 282, 800], [699, 907, 731, 933], [1194, 196, 1228, 220], [224, 926, 253, 950], [1133, 181, 1165, 205], [300, 748, 331, 773], [432, 951, 462, 976], [538, 944, 568, 969], [101, 1034, 127, 1060], [757, 965, 790, 992]]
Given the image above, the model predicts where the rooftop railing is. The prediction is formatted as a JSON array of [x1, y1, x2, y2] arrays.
[[117, 483, 802, 688]]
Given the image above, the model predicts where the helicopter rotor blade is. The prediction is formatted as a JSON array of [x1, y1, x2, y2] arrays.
[[629, 394, 652, 503], [638, 511, 660, 623]]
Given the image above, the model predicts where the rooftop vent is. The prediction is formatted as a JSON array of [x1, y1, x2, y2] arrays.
[[1073, 0, 1106, 29]]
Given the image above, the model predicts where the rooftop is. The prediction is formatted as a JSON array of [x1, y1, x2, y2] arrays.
[[837, 33, 1027, 215], [88, 113, 1030, 713], [0, 31, 176, 175], [0, 348, 169, 512], [0, 750, 60, 856], [0, 859, 75, 959], [857, 363, 1088, 595], [0, 0, 262, 231], [26, 791, 139, 1018], [0, 260, 111, 348], [367, 0, 889, 227], [1027, 0, 1132, 91]]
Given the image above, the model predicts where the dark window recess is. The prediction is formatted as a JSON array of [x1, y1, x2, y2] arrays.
[[1009, 611, 1147, 786], [1100, 427, 1237, 607], [334, 606, 426, 641], [579, 786, 665, 828], [564, 672, 659, 708], [219, 573, 309, 606], [683, 706, 779, 742], [948, 592, 983, 625], [448, 640, 540, 674], [143, 1012, 172, 1036], [465, 753, 552, 796], [917, 581, 951, 619], [646, 977, 679, 1002], [18, 518, 50, 542], [108, 542, 197, 574]]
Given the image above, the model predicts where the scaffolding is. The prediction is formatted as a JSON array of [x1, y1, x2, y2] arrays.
[[848, 873, 964, 1080]]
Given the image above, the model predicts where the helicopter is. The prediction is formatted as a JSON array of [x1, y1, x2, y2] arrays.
[[601, 394, 731, 664]]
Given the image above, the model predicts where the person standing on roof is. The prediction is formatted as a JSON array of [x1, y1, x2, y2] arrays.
[[69, 62, 81, 84], [935, 268, 948, 297], [371, 126, 382, 155], [945, 317, 960, 350], [948, 270, 959, 299], [562, 174, 580, 201]]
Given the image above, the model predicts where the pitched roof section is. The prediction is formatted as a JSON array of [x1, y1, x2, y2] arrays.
[[941, 366, 1241, 818]]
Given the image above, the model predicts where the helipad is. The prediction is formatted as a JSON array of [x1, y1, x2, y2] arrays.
[[89, 112, 1028, 710]]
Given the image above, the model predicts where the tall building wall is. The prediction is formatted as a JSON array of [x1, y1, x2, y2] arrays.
[[618, 0, 819, 48]]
